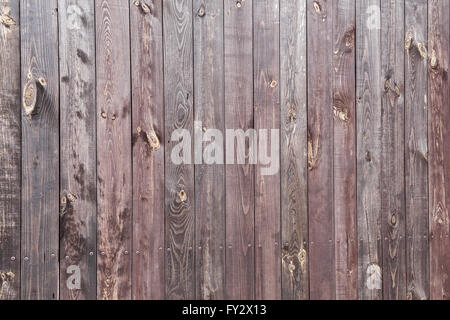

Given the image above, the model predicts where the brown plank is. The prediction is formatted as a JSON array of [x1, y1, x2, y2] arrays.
[[428, 0, 450, 300], [356, 0, 383, 300], [224, 0, 255, 300], [0, 0, 20, 301], [130, 0, 165, 300], [254, 0, 281, 300], [193, 0, 225, 300], [20, 0, 59, 300], [96, 0, 132, 300], [380, 0, 406, 300], [58, 0, 96, 300], [163, 0, 195, 300], [307, 0, 335, 300], [333, 0, 357, 300], [405, 0, 429, 301], [280, 0, 309, 300]]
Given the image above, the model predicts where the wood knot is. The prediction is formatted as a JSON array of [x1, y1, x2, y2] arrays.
[[333, 106, 349, 123], [236, 1, 242, 8], [313, 1, 321, 13], [146, 130, 161, 150], [197, 6, 205, 17], [178, 190, 187, 202], [270, 80, 278, 88], [134, 1, 150, 14], [430, 50, 438, 69], [365, 151, 372, 163], [23, 79, 37, 116], [0, 9, 16, 28]]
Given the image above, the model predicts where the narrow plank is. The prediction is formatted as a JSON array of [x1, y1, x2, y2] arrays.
[[254, 0, 281, 300], [428, 0, 450, 300], [380, 0, 406, 300], [405, 0, 429, 301], [224, 0, 254, 300], [356, 0, 383, 300], [0, 0, 20, 301], [59, 0, 96, 300], [307, 0, 335, 300], [280, 0, 309, 300], [193, 0, 225, 300], [130, 0, 165, 300], [333, 0, 357, 300], [163, 0, 195, 300], [96, 0, 132, 300], [20, 0, 59, 300]]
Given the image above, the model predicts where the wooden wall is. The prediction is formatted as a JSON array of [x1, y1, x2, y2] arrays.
[[0, 0, 449, 300]]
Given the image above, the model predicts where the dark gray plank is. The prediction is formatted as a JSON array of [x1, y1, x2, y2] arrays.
[[280, 0, 309, 301], [0, 0, 20, 301], [96, 0, 132, 300], [224, 0, 255, 300], [254, 0, 281, 300], [193, 0, 225, 300], [307, 0, 335, 300], [20, 0, 59, 300], [59, 0, 96, 300], [356, 0, 383, 300], [405, 0, 429, 301], [163, 0, 195, 300], [333, 0, 357, 300], [130, 0, 165, 300], [428, 0, 450, 300], [380, 0, 406, 300]]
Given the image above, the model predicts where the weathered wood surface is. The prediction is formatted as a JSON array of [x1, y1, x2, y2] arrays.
[[20, 0, 60, 300], [307, 0, 335, 300], [254, 0, 281, 300], [224, 0, 255, 300], [428, 0, 450, 300], [96, 0, 132, 300], [405, 0, 429, 301], [333, 0, 357, 300], [280, 0, 309, 301], [0, 0, 20, 301], [1, 0, 450, 300], [163, 0, 195, 300], [59, 0, 96, 301], [380, 0, 406, 300], [130, 0, 165, 301], [193, 0, 225, 300], [356, 0, 383, 300]]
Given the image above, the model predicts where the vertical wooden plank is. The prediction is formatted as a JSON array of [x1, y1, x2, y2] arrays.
[[0, 0, 20, 301], [20, 0, 59, 300], [96, 0, 132, 300], [280, 0, 309, 300], [307, 0, 335, 300], [428, 0, 450, 300], [193, 0, 225, 300], [333, 0, 357, 300], [130, 0, 165, 300], [254, 0, 281, 300], [163, 0, 195, 300], [356, 0, 382, 300], [380, 0, 406, 300], [224, 0, 254, 300], [59, 0, 96, 300], [405, 0, 429, 301]]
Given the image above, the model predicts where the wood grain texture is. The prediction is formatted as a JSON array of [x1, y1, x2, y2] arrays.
[[307, 0, 335, 300], [224, 0, 255, 300], [428, 0, 450, 300], [280, 0, 309, 301], [254, 0, 281, 300], [0, 0, 20, 301], [20, 0, 59, 300], [356, 0, 383, 300], [130, 0, 165, 300], [405, 0, 429, 301], [59, 0, 96, 300], [333, 0, 357, 300], [163, 0, 195, 300], [380, 0, 406, 300], [96, 0, 132, 300], [193, 0, 225, 300]]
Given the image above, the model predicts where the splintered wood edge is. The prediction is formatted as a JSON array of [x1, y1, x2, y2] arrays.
[[23, 79, 37, 116]]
